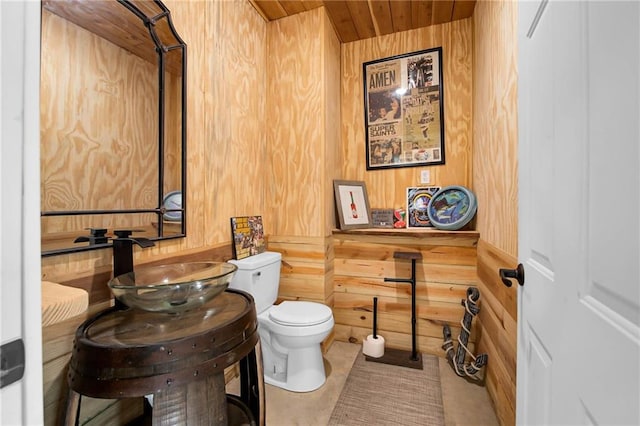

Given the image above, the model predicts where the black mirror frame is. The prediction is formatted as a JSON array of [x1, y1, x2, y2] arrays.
[[41, 0, 187, 257]]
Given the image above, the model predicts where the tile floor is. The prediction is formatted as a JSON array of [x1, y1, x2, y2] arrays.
[[228, 341, 499, 425]]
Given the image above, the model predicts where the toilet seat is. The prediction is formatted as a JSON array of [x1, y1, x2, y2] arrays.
[[269, 301, 333, 326]]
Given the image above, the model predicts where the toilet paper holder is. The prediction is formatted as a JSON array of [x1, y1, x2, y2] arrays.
[[365, 251, 423, 370]]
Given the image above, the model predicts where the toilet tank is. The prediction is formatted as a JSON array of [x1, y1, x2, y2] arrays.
[[228, 251, 282, 314]]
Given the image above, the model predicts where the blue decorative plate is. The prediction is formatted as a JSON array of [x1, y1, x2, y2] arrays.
[[427, 186, 477, 230]]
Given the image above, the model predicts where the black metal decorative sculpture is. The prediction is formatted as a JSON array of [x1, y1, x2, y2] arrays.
[[442, 287, 488, 379]]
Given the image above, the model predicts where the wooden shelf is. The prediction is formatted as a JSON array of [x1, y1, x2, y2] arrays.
[[332, 227, 479, 239]]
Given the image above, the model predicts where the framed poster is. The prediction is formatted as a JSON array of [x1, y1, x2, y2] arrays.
[[363, 47, 445, 170], [407, 186, 440, 228], [230, 215, 266, 260], [333, 180, 372, 230]]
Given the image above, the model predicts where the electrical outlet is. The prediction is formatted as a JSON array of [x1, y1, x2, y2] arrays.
[[420, 170, 430, 184]]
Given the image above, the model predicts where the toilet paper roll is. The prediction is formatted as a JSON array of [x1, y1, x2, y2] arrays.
[[362, 334, 385, 358]]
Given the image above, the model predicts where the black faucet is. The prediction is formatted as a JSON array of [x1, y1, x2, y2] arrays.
[[74, 228, 109, 245], [112, 229, 155, 278]]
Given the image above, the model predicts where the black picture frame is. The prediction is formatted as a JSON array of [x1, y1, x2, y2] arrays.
[[363, 47, 445, 170]]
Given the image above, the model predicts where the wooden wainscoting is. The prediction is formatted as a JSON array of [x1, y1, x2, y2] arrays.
[[332, 229, 480, 357], [475, 239, 518, 426], [268, 234, 336, 350], [267, 235, 334, 305]]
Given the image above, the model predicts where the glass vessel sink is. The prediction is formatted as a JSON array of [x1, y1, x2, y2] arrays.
[[108, 262, 237, 313]]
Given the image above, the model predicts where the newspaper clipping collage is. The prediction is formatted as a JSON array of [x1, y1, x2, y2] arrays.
[[364, 47, 445, 170]]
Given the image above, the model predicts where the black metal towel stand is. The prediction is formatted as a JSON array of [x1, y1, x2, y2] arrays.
[[365, 251, 423, 370]]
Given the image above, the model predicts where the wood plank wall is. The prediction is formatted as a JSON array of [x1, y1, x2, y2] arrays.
[[264, 7, 341, 238], [476, 240, 518, 426], [340, 18, 473, 208], [268, 235, 334, 305], [335, 21, 477, 372], [472, 1, 519, 425], [41, 0, 268, 282], [264, 7, 341, 308], [39, 1, 270, 423], [332, 229, 479, 356], [40, 5, 342, 422], [40, 11, 160, 234]]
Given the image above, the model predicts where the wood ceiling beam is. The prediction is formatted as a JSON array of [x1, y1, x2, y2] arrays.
[[251, 0, 288, 20], [368, 0, 394, 37], [279, 0, 308, 15], [389, 0, 412, 32], [411, 0, 432, 30], [346, 1, 377, 40], [431, 0, 454, 25], [452, 0, 476, 21], [322, 0, 360, 43], [301, 1, 324, 11]]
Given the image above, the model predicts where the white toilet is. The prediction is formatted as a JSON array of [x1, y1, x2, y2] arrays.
[[228, 251, 334, 392]]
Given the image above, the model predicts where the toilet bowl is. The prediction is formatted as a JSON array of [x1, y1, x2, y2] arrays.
[[228, 252, 335, 392], [259, 301, 334, 392]]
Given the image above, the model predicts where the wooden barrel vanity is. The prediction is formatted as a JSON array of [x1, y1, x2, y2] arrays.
[[64, 289, 264, 425]]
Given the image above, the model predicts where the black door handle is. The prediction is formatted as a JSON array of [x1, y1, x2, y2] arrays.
[[499, 263, 525, 287], [1, 339, 25, 388]]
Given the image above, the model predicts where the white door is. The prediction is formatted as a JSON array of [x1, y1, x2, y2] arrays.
[[517, 1, 639, 425], [0, 1, 42, 424]]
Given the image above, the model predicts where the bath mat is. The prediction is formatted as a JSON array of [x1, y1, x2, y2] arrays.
[[328, 350, 445, 426]]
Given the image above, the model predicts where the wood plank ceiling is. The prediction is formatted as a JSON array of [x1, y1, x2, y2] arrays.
[[249, 0, 476, 43]]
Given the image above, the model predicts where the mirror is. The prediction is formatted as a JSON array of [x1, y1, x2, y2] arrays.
[[40, 0, 186, 256]]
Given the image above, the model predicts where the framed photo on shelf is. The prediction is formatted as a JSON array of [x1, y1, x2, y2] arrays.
[[371, 208, 395, 228], [363, 47, 445, 170], [333, 180, 372, 230], [230, 215, 266, 260], [406, 186, 440, 228]]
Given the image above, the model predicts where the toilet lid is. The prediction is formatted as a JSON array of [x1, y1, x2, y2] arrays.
[[269, 301, 333, 326]]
